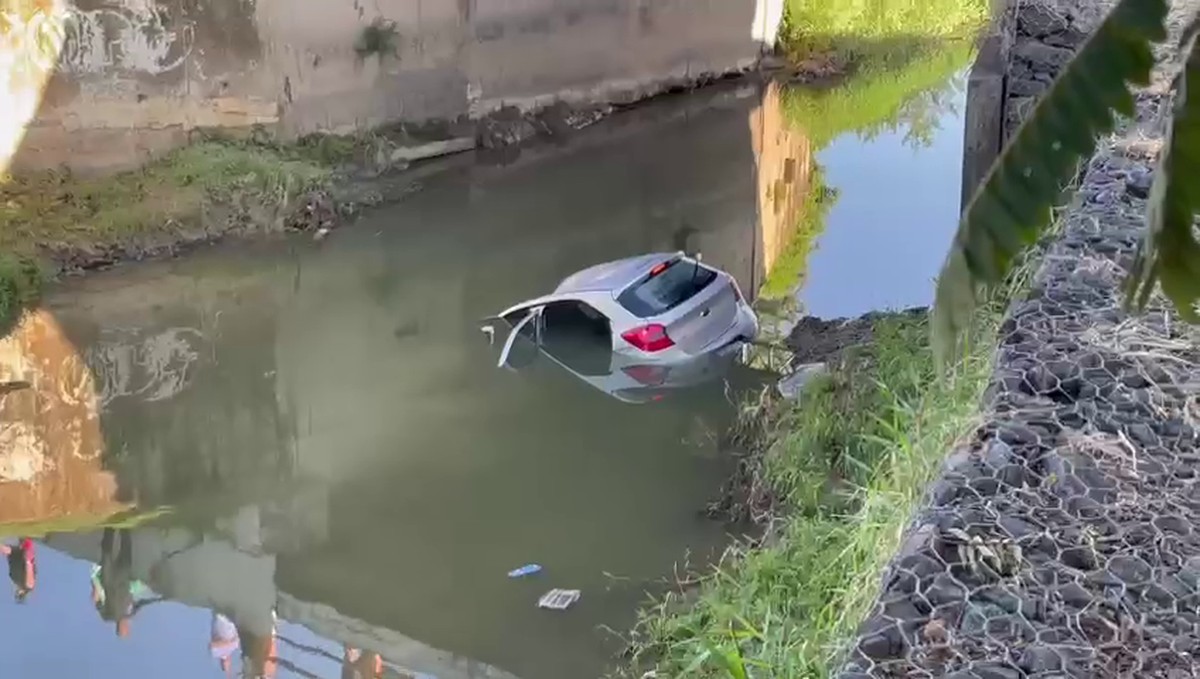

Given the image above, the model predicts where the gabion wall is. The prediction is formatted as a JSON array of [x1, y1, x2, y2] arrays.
[[837, 6, 1200, 678]]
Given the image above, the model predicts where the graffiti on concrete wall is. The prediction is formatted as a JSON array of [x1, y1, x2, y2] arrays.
[[1, 0, 194, 78]]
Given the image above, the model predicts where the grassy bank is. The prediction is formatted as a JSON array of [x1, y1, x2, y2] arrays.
[[779, 0, 989, 64], [629, 306, 1003, 676], [0, 139, 338, 330]]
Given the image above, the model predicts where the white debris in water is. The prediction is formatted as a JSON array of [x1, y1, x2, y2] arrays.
[[537, 589, 580, 610]]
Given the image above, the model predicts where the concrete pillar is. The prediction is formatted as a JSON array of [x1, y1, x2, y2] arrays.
[[959, 30, 1008, 214]]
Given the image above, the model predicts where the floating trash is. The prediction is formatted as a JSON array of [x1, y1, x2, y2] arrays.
[[537, 589, 580, 610], [507, 564, 542, 578]]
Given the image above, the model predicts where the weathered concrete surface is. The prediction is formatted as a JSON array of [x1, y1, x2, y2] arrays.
[[959, 17, 1009, 212], [840, 1, 1200, 676], [1, 0, 782, 175]]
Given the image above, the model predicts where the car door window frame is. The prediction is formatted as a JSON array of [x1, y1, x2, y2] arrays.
[[497, 306, 542, 369]]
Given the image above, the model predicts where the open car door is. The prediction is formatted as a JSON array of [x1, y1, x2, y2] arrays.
[[482, 292, 613, 372], [495, 307, 539, 370]]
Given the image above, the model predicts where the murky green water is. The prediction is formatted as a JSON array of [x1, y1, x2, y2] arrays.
[[0, 53, 971, 679]]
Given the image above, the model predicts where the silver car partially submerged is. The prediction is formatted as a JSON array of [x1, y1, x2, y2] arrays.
[[482, 252, 759, 403]]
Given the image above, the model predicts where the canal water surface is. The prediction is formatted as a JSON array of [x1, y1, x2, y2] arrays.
[[0, 54, 970, 679]]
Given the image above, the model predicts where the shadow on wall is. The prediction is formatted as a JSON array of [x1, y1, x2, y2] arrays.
[[1, 0, 783, 176]]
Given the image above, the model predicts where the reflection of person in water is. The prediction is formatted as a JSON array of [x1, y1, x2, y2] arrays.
[[91, 528, 159, 637], [0, 537, 36, 602], [342, 645, 384, 679], [236, 611, 278, 679], [210, 611, 240, 676]]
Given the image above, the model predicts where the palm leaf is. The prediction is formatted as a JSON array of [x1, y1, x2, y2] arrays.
[[931, 0, 1169, 365], [1126, 23, 1200, 320]]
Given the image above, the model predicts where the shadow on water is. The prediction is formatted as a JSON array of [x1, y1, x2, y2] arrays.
[[0, 38, 976, 679]]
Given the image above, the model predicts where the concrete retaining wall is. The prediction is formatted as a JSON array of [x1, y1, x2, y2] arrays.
[[2, 0, 782, 175]]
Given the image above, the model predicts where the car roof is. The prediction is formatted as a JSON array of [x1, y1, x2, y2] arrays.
[[553, 252, 682, 295]]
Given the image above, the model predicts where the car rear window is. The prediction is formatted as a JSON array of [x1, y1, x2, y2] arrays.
[[617, 258, 717, 318]]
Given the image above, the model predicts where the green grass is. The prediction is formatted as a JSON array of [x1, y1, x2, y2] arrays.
[[783, 39, 978, 149], [0, 140, 335, 331], [779, 0, 989, 63], [629, 305, 1004, 677], [0, 252, 42, 335], [0, 141, 332, 256]]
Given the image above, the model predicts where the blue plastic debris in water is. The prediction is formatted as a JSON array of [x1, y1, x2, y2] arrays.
[[507, 564, 542, 578]]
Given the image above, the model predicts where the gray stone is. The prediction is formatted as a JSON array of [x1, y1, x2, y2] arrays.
[[1044, 25, 1090, 49], [1008, 77, 1048, 97], [389, 136, 476, 163], [1014, 41, 1076, 72], [1018, 4, 1070, 37], [1108, 555, 1153, 584], [1126, 165, 1154, 198], [1019, 645, 1065, 673], [1057, 582, 1094, 608], [777, 362, 828, 400], [983, 438, 1014, 467], [973, 663, 1023, 679]]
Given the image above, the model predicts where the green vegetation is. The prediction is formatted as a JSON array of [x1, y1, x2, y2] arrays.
[[0, 506, 173, 540], [631, 9, 1010, 674], [355, 17, 401, 61], [779, 0, 989, 64], [0, 140, 335, 330], [0, 252, 41, 335], [782, 39, 976, 148], [759, 168, 838, 301], [631, 299, 1007, 677], [0, 141, 331, 255], [934, 0, 1200, 359]]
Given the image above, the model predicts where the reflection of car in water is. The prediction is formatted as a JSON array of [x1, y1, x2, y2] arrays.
[[482, 252, 760, 403]]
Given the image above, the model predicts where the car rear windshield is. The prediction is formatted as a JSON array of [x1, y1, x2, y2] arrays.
[[617, 258, 717, 318]]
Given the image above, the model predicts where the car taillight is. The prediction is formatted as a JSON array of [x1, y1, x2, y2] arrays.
[[622, 364, 669, 386], [730, 281, 744, 303], [621, 324, 675, 352]]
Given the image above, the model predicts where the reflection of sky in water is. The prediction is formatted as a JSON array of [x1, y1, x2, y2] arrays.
[[799, 74, 967, 320], [0, 546, 380, 679]]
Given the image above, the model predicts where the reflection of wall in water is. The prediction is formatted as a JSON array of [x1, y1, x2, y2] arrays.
[[52, 286, 298, 511], [0, 310, 128, 527], [750, 80, 814, 287]]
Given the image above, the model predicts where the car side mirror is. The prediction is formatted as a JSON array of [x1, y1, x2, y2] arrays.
[[480, 324, 496, 346]]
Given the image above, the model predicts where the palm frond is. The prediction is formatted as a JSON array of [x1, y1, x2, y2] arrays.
[[931, 0, 1169, 365], [1125, 22, 1200, 320]]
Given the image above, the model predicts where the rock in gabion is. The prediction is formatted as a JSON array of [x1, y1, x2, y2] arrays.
[[838, 2, 1200, 677], [1004, 0, 1099, 140]]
